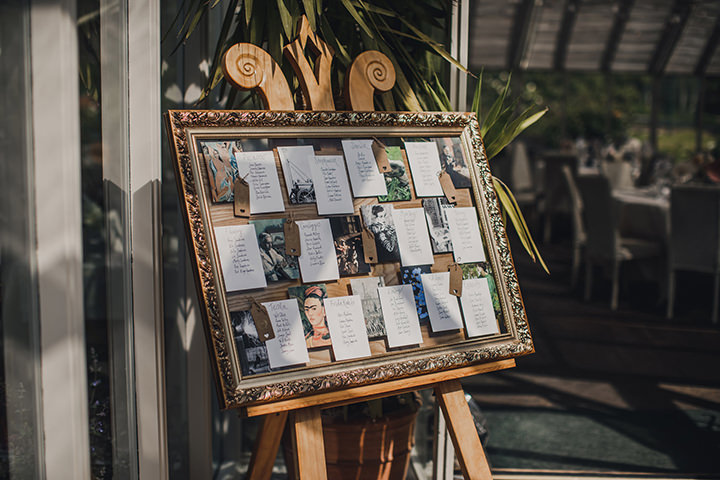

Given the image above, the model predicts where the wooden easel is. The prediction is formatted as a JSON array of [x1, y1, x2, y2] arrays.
[[244, 360, 515, 480], [223, 16, 516, 479]]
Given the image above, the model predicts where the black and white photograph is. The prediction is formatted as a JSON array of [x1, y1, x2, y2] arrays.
[[250, 218, 300, 282], [360, 204, 401, 263], [230, 310, 271, 376], [329, 216, 371, 276], [277, 145, 317, 204], [350, 276, 387, 338], [435, 137, 471, 188], [422, 197, 454, 253]]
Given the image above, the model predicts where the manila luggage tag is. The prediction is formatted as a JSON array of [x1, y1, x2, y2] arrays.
[[284, 214, 301, 257], [371, 137, 391, 173], [438, 170, 458, 204], [250, 298, 275, 341], [233, 174, 251, 218], [361, 225, 378, 265], [449, 262, 463, 297]]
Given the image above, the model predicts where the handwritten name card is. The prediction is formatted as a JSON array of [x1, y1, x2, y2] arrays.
[[297, 219, 341, 283], [214, 225, 267, 292], [341, 139, 388, 197], [404, 141, 443, 197], [446, 207, 486, 263], [421, 272, 464, 332], [460, 278, 500, 337], [310, 155, 355, 215], [378, 285, 423, 348], [393, 208, 435, 266], [262, 299, 310, 368], [323, 296, 372, 361], [234, 151, 285, 214]]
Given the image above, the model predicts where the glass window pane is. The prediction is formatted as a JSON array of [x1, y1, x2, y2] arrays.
[[0, 1, 43, 478], [78, 0, 137, 477]]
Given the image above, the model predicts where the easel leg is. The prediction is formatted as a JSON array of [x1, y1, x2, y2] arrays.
[[435, 380, 493, 480], [246, 411, 288, 480], [291, 407, 327, 480]]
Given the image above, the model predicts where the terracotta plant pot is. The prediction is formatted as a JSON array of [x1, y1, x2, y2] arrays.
[[321, 409, 418, 480]]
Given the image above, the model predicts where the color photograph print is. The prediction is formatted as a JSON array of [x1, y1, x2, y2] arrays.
[[360, 204, 401, 263], [462, 263, 504, 327], [250, 218, 300, 283], [378, 146, 412, 202], [422, 197, 454, 254], [349, 276, 387, 338], [435, 137, 471, 188], [230, 310, 271, 376], [288, 284, 331, 349], [329, 216, 371, 276], [399, 265, 432, 324], [199, 140, 241, 202]]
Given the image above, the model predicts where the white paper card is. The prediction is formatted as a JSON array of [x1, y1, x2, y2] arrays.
[[297, 219, 341, 283], [421, 272, 464, 332], [341, 139, 388, 197], [378, 285, 423, 348], [394, 208, 435, 266], [460, 278, 500, 337], [277, 145, 316, 203], [235, 151, 285, 214], [214, 225, 267, 291], [323, 296, 372, 361], [262, 299, 310, 368], [446, 207, 486, 263], [309, 155, 355, 215], [404, 141, 444, 197]]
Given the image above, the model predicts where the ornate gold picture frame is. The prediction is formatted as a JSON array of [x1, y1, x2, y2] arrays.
[[165, 109, 533, 410]]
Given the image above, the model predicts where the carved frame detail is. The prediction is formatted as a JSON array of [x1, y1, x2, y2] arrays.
[[165, 109, 534, 409]]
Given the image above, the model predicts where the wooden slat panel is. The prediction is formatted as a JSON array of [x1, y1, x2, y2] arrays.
[[566, 3, 616, 71], [666, 3, 720, 74], [612, 0, 673, 72]]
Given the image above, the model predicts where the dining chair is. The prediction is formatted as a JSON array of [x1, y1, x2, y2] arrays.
[[561, 165, 586, 288], [575, 174, 663, 311], [667, 185, 720, 324], [509, 141, 541, 233], [542, 151, 577, 244]]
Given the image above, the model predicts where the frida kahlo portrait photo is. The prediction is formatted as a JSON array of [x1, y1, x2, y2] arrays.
[[288, 284, 332, 349]]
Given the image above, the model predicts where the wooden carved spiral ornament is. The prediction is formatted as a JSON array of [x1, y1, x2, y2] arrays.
[[222, 43, 294, 111], [344, 50, 396, 111]]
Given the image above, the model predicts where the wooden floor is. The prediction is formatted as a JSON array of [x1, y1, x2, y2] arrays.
[[461, 235, 720, 474]]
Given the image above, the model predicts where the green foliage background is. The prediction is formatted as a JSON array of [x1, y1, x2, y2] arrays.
[[171, 0, 461, 111]]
